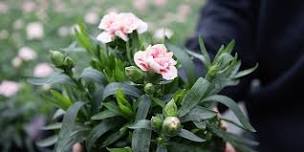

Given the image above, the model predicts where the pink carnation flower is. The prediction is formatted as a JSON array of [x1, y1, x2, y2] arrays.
[[0, 80, 20, 97], [134, 44, 177, 80], [97, 12, 148, 43]]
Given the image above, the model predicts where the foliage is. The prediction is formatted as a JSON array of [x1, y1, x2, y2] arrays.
[[31, 15, 258, 152]]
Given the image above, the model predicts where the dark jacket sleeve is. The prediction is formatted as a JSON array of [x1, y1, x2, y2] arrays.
[[186, 0, 257, 101]]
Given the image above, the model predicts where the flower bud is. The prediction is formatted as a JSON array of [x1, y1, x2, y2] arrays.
[[144, 83, 155, 94], [163, 99, 177, 117], [206, 64, 219, 80], [50, 50, 65, 67], [63, 56, 74, 68], [125, 66, 145, 83], [162, 116, 181, 136], [151, 115, 163, 130]]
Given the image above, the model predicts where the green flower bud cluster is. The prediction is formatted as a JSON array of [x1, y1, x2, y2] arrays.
[[50, 50, 74, 69]]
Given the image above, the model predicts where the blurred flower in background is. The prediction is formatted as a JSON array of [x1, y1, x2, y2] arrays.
[[33, 63, 54, 77], [153, 0, 167, 6], [0, 80, 20, 97], [0, 2, 9, 14], [18, 47, 37, 61], [26, 22, 44, 40], [84, 11, 99, 25], [21, 1, 37, 13], [154, 27, 174, 40], [133, 0, 147, 11]]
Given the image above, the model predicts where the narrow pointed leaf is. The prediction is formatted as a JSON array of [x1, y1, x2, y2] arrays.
[[36, 135, 57, 147], [80, 67, 105, 84], [132, 128, 152, 152], [234, 64, 258, 79], [202, 95, 256, 132], [129, 120, 151, 130], [91, 110, 119, 120], [178, 78, 210, 117], [180, 106, 216, 122], [55, 102, 87, 152], [103, 82, 142, 100], [135, 95, 151, 120], [198, 37, 211, 66], [178, 129, 206, 142], [86, 118, 121, 151], [41, 123, 62, 130]]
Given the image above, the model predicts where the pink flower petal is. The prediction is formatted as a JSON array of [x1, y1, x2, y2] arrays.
[[96, 32, 114, 43], [161, 66, 178, 80]]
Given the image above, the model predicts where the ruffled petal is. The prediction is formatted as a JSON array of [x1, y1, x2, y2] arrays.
[[96, 32, 113, 43]]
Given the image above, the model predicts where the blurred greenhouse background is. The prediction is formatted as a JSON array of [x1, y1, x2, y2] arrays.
[[0, 0, 204, 151]]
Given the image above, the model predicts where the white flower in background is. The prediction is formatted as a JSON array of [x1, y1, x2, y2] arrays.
[[0, 81, 20, 97], [84, 11, 99, 25], [21, 1, 37, 13], [18, 47, 37, 61], [153, 0, 167, 6], [26, 22, 44, 40], [33, 63, 54, 77], [153, 28, 174, 40], [57, 26, 72, 37], [97, 12, 148, 43], [12, 57, 23, 68], [0, 2, 9, 14], [133, 0, 147, 11]]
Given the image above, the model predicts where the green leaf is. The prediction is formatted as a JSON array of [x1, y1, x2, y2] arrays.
[[80, 67, 105, 84], [52, 109, 65, 120], [163, 99, 178, 117], [101, 126, 128, 147], [116, 89, 134, 117], [224, 40, 235, 54], [234, 64, 258, 79], [132, 95, 152, 152], [91, 110, 119, 120], [103, 82, 142, 100], [135, 95, 151, 120], [132, 128, 152, 152], [41, 123, 62, 130], [29, 72, 73, 86], [209, 126, 258, 152], [180, 106, 216, 122], [55, 102, 88, 152], [129, 120, 151, 129], [36, 135, 57, 147], [74, 23, 96, 55], [198, 37, 211, 66], [156, 145, 168, 152], [103, 102, 121, 115], [178, 78, 210, 117], [187, 50, 207, 66], [107, 147, 133, 152], [178, 129, 206, 142], [86, 118, 121, 151], [165, 43, 197, 86], [202, 95, 256, 132], [49, 90, 72, 111]]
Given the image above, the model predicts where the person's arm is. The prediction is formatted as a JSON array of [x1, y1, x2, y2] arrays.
[[186, 0, 257, 101]]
